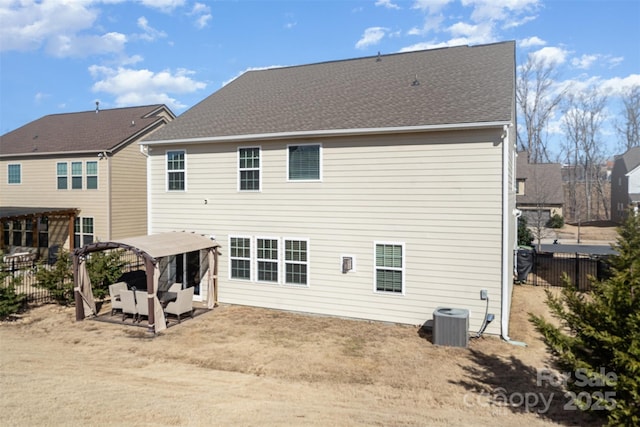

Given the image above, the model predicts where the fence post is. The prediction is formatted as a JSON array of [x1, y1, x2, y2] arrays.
[[574, 253, 580, 291]]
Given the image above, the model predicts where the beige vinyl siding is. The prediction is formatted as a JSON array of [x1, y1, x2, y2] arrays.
[[110, 141, 148, 239], [1, 156, 109, 245], [148, 129, 505, 333]]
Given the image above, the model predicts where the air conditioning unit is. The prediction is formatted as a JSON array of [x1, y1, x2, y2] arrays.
[[433, 307, 469, 347]]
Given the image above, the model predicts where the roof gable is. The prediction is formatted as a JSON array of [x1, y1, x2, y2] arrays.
[[146, 41, 515, 142], [0, 104, 174, 157]]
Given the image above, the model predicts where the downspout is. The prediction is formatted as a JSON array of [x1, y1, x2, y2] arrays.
[[501, 125, 527, 347], [140, 145, 152, 235]]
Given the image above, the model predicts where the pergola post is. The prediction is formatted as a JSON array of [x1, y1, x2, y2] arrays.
[[145, 257, 156, 334], [73, 254, 84, 321]]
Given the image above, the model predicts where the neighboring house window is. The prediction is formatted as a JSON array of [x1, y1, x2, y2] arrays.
[[74, 217, 94, 247], [257, 238, 278, 282], [12, 220, 22, 246], [2, 222, 9, 246], [238, 147, 260, 191], [167, 150, 185, 191], [8, 164, 21, 184], [57, 162, 68, 189], [285, 239, 308, 285], [288, 144, 321, 181], [71, 161, 83, 189], [230, 237, 251, 280], [25, 219, 33, 246], [516, 179, 525, 195], [375, 243, 404, 294], [38, 217, 49, 248], [86, 161, 98, 189]]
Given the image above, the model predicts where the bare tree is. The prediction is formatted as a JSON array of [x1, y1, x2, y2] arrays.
[[516, 54, 565, 163], [562, 87, 609, 222], [615, 84, 640, 151]]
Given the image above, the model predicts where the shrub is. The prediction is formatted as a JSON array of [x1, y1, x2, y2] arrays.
[[546, 214, 564, 229], [35, 250, 74, 305], [518, 216, 534, 247], [530, 212, 639, 425], [0, 282, 27, 319], [86, 250, 125, 300]]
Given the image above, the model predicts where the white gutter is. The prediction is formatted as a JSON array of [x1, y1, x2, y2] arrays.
[[139, 145, 153, 235], [140, 121, 511, 146], [501, 124, 512, 341]]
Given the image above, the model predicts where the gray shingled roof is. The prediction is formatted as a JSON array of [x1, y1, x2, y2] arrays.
[[0, 105, 174, 156], [146, 41, 515, 142], [516, 151, 565, 205], [619, 146, 640, 172]]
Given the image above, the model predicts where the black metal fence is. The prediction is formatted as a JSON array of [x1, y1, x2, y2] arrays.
[[520, 251, 613, 291], [2, 249, 146, 305]]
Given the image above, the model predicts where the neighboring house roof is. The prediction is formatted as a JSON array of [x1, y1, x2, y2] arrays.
[[0, 104, 175, 157], [616, 146, 640, 173], [145, 41, 515, 143], [516, 151, 564, 205]]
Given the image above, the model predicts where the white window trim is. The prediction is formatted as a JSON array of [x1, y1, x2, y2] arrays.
[[286, 143, 323, 182], [86, 160, 98, 190], [71, 161, 83, 190], [228, 235, 252, 281], [237, 146, 262, 192], [373, 241, 405, 296], [7, 163, 21, 185], [255, 236, 280, 284], [75, 217, 95, 246], [166, 149, 187, 192], [283, 237, 310, 287]]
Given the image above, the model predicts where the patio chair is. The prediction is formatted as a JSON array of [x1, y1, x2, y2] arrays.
[[168, 282, 182, 292], [164, 286, 194, 323], [120, 289, 138, 322], [109, 282, 128, 316], [135, 290, 149, 324]]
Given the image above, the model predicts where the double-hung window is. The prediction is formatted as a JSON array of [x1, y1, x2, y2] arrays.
[[86, 161, 98, 189], [57, 162, 68, 189], [71, 161, 83, 189], [239, 147, 260, 191], [8, 164, 21, 184], [288, 144, 321, 181], [230, 237, 251, 280], [284, 239, 308, 285], [167, 150, 185, 191], [257, 238, 278, 282], [74, 217, 94, 248], [375, 243, 404, 294]]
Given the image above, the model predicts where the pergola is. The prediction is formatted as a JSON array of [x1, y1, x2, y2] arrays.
[[0, 206, 78, 254], [73, 232, 221, 333]]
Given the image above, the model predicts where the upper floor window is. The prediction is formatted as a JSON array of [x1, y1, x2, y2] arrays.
[[238, 147, 260, 191], [71, 162, 83, 189], [86, 161, 98, 189], [167, 150, 185, 191], [8, 164, 21, 184], [375, 242, 404, 294], [57, 162, 68, 189], [288, 144, 321, 181]]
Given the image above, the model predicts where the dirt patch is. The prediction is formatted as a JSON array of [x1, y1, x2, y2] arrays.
[[0, 287, 603, 426], [554, 222, 619, 242]]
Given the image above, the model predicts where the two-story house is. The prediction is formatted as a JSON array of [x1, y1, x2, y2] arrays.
[[140, 42, 518, 337], [0, 104, 175, 260], [515, 151, 564, 225], [611, 146, 640, 222]]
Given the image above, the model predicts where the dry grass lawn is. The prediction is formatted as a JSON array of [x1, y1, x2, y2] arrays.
[[0, 286, 604, 426]]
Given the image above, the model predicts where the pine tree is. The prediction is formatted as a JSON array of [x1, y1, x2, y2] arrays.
[[530, 212, 640, 426]]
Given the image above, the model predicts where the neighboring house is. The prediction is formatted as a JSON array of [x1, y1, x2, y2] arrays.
[[0, 104, 175, 260], [611, 146, 640, 223], [516, 151, 564, 224], [141, 42, 517, 337]]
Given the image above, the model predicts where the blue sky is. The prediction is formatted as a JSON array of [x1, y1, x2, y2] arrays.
[[1, 0, 639, 157]]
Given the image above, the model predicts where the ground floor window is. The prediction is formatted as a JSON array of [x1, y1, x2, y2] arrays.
[[229, 236, 309, 286], [74, 217, 94, 248], [374, 242, 404, 294]]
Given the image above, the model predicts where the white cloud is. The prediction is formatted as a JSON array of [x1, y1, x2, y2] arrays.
[[375, 0, 401, 10], [412, 0, 453, 14], [572, 54, 600, 70], [139, 0, 186, 13], [47, 32, 127, 57], [189, 2, 211, 29], [519, 36, 545, 48], [464, 0, 541, 23], [136, 16, 167, 41], [355, 27, 388, 49], [89, 65, 207, 110], [530, 46, 569, 66]]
